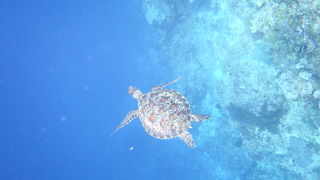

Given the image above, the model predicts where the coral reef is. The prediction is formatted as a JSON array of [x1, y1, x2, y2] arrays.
[[142, 0, 174, 26], [141, 0, 320, 179]]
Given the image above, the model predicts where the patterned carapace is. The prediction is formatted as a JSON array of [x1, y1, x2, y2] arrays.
[[113, 79, 210, 148]]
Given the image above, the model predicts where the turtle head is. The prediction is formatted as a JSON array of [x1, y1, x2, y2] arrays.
[[128, 86, 142, 100]]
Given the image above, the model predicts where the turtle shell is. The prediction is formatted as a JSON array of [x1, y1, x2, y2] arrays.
[[138, 88, 192, 139]]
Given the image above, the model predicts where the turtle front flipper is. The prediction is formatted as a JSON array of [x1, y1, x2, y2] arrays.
[[179, 131, 195, 148], [191, 114, 210, 122], [152, 78, 180, 90], [113, 110, 139, 135]]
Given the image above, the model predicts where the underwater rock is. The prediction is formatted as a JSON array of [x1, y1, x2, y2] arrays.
[[295, 58, 308, 70], [298, 71, 312, 80], [306, 63, 316, 72], [247, 151, 264, 162], [232, 137, 243, 147], [142, 0, 173, 26], [227, 100, 285, 128], [288, 137, 314, 167], [279, 71, 314, 100], [313, 90, 320, 99], [239, 125, 255, 140], [251, 31, 264, 40], [217, 59, 288, 131]]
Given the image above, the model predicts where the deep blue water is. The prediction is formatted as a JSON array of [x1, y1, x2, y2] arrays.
[[0, 0, 165, 179]]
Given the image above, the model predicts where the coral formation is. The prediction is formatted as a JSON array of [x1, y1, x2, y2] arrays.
[[142, 0, 174, 26], [141, 0, 320, 179]]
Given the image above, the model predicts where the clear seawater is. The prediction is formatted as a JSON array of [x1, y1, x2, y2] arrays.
[[1, 0, 319, 180]]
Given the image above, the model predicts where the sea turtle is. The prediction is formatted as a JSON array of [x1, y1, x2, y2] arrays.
[[113, 79, 210, 148]]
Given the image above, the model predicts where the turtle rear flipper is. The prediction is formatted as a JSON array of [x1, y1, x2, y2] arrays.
[[191, 114, 210, 122], [179, 131, 195, 148], [113, 110, 139, 135]]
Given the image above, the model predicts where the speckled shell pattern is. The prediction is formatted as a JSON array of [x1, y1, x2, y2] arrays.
[[138, 88, 191, 139]]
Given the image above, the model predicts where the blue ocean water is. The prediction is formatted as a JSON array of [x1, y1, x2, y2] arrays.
[[0, 0, 160, 179], [2, 0, 320, 180]]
